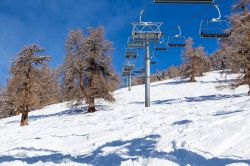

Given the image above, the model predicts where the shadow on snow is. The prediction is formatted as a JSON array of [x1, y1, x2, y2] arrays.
[[131, 94, 244, 106], [213, 110, 246, 116], [155, 94, 243, 105], [0, 135, 249, 166], [6, 104, 110, 124], [172, 120, 193, 125]]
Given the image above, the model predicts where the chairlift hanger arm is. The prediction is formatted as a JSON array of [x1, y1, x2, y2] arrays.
[[140, 10, 144, 23], [212, 4, 221, 22], [175, 26, 182, 37]]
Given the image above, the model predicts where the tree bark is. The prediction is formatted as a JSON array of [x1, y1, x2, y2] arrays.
[[15, 107, 21, 115], [20, 106, 29, 126], [248, 85, 250, 96], [190, 72, 196, 82], [87, 97, 96, 113]]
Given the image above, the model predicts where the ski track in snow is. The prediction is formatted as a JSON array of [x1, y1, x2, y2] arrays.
[[0, 71, 250, 166]]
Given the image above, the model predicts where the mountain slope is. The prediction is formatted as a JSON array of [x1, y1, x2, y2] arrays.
[[0, 71, 250, 166]]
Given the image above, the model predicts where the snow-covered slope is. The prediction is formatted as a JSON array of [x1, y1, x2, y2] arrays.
[[0, 71, 250, 166]]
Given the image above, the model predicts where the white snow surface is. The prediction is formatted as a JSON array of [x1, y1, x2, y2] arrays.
[[0, 71, 250, 166]]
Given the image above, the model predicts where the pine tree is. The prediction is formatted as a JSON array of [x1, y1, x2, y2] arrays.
[[10, 45, 50, 126], [181, 38, 210, 82], [219, 3, 250, 95]]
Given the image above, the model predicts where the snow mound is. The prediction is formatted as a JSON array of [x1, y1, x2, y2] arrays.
[[0, 71, 250, 166]]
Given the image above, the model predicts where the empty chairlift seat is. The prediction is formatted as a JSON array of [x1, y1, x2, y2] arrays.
[[167, 36, 186, 47], [127, 37, 145, 48], [123, 64, 135, 71], [150, 52, 157, 65], [199, 19, 231, 38], [154, 41, 168, 51], [132, 31, 163, 43], [132, 21, 163, 43], [125, 48, 138, 58], [199, 4, 231, 38], [167, 26, 186, 47]]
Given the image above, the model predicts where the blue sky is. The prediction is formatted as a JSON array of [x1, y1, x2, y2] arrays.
[[0, 0, 235, 85]]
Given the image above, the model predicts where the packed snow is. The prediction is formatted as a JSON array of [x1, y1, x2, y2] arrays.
[[0, 71, 249, 166]]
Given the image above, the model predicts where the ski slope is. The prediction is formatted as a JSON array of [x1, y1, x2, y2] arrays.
[[0, 71, 250, 166]]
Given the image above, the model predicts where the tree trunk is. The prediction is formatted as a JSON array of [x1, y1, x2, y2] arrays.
[[87, 97, 96, 113], [20, 106, 29, 126], [15, 107, 21, 115], [248, 86, 250, 96], [190, 72, 196, 82]]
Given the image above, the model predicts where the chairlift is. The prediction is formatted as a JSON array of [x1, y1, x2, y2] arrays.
[[127, 37, 145, 48], [154, 37, 168, 51], [133, 66, 146, 74], [133, 31, 163, 43], [125, 48, 138, 59], [150, 52, 157, 65], [123, 61, 135, 71], [167, 26, 186, 47], [199, 4, 231, 38], [132, 10, 163, 43]]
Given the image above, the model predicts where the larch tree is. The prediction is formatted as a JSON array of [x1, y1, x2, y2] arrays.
[[62, 27, 118, 112], [61, 29, 86, 104], [166, 66, 180, 79], [10, 45, 50, 126], [209, 50, 227, 70], [181, 38, 210, 82], [1, 79, 17, 117], [219, 2, 250, 95], [0, 85, 6, 119], [34, 65, 59, 108], [82, 27, 119, 112]]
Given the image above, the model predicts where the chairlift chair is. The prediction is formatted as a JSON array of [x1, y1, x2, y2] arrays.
[[132, 10, 163, 43], [125, 48, 138, 59], [123, 63, 135, 71], [132, 31, 163, 43], [150, 52, 157, 65], [199, 4, 231, 38], [154, 37, 168, 51], [133, 68, 145, 75], [199, 19, 231, 38], [167, 26, 186, 47], [127, 37, 145, 48]]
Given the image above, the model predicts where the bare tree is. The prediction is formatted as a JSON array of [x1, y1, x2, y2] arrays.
[[62, 27, 118, 112], [10, 45, 50, 126], [34, 65, 59, 108], [82, 27, 119, 112], [61, 29, 86, 104], [209, 50, 227, 70], [181, 38, 210, 82], [166, 66, 180, 79], [219, 5, 250, 95]]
